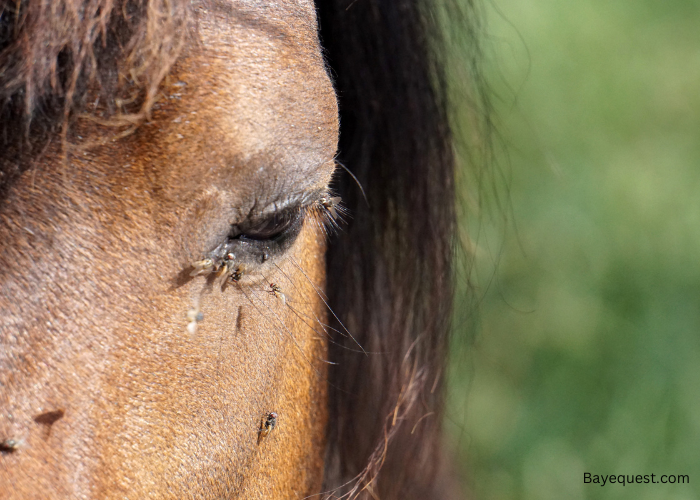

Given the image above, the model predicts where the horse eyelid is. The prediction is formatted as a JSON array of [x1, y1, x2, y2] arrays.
[[235, 188, 339, 243], [234, 205, 307, 241], [189, 194, 338, 279]]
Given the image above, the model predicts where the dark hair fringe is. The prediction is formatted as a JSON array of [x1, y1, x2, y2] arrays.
[[0, 0, 188, 192], [318, 0, 479, 497]]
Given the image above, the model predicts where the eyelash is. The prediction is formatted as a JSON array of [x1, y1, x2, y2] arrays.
[[231, 205, 306, 243], [188, 194, 343, 281]]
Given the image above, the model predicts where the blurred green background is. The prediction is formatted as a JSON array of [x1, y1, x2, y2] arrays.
[[446, 1, 700, 499]]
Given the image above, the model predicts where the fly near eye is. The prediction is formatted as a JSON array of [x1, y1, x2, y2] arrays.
[[320, 195, 342, 219]]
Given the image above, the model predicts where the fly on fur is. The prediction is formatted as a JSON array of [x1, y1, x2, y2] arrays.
[[189, 258, 215, 277], [267, 282, 286, 306], [258, 411, 278, 444]]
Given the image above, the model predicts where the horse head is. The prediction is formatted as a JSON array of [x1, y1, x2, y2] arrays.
[[0, 0, 464, 498]]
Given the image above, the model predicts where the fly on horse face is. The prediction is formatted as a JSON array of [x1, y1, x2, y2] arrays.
[[0, 0, 468, 498]]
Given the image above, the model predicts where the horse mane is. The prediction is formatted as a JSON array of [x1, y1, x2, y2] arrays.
[[318, 1, 470, 497], [0, 0, 188, 194]]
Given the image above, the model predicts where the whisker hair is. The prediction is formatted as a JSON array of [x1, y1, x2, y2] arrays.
[[289, 257, 367, 355], [335, 160, 369, 207], [237, 282, 334, 370]]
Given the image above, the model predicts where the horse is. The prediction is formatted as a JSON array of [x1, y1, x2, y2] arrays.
[[0, 0, 473, 497]]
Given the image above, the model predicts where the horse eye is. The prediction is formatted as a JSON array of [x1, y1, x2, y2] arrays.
[[234, 206, 304, 242], [192, 204, 310, 280]]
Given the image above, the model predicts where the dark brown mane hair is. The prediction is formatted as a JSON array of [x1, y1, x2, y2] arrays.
[[318, 0, 473, 497]]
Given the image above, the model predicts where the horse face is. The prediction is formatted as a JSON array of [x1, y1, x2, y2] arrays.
[[0, 1, 337, 498]]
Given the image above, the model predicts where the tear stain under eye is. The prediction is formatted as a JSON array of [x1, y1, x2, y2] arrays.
[[235, 305, 244, 333]]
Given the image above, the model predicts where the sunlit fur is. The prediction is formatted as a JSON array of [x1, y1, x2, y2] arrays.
[[0, 0, 474, 498], [1, 1, 336, 497]]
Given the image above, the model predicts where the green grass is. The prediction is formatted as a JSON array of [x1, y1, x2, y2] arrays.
[[447, 1, 700, 499]]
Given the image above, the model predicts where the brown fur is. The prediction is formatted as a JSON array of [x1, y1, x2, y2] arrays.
[[1, 1, 337, 498], [0, 0, 481, 498]]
